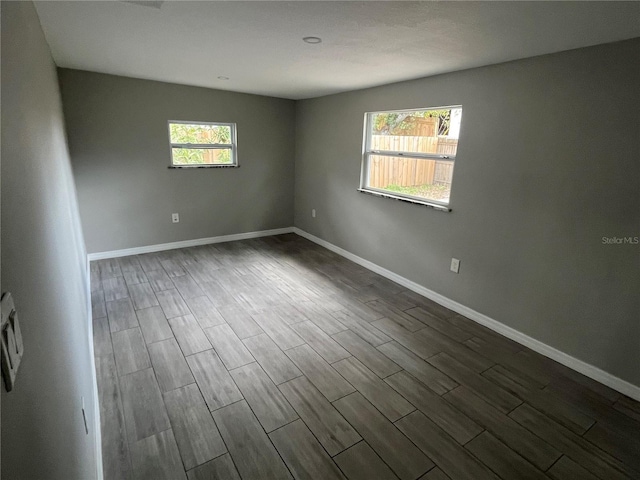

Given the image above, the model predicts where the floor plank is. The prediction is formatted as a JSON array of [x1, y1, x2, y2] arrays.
[[128, 282, 159, 310], [230, 362, 298, 432], [130, 429, 186, 480], [270, 419, 346, 480], [184, 295, 226, 329], [217, 302, 264, 339], [378, 341, 457, 395], [186, 454, 240, 480], [136, 306, 173, 345], [395, 411, 498, 480], [333, 357, 415, 422], [332, 309, 391, 346], [186, 349, 243, 411], [291, 320, 351, 363], [169, 314, 212, 356], [444, 386, 560, 470], [334, 392, 434, 480], [107, 298, 139, 333], [252, 308, 305, 350], [279, 376, 361, 456], [212, 401, 292, 479], [334, 441, 399, 480], [243, 333, 302, 385], [385, 371, 482, 445], [119, 368, 170, 444], [287, 344, 355, 402], [156, 288, 191, 319], [333, 330, 402, 378], [112, 327, 151, 376], [464, 431, 548, 480], [205, 324, 254, 370], [103, 276, 129, 302], [147, 338, 194, 392], [163, 383, 227, 470]]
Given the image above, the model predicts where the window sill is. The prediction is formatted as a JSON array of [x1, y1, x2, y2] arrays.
[[357, 188, 452, 212], [168, 164, 239, 169]]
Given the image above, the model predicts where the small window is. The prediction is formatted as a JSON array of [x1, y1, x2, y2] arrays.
[[168, 121, 237, 167], [360, 106, 462, 208]]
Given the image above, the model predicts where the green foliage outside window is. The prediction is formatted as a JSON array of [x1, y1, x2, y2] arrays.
[[170, 123, 232, 164]]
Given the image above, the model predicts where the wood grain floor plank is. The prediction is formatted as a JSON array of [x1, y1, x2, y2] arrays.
[[483, 364, 596, 435], [372, 318, 440, 359], [297, 300, 348, 335], [130, 429, 186, 480], [157, 288, 191, 319], [119, 368, 171, 444], [291, 320, 351, 363], [366, 299, 426, 332], [287, 344, 355, 401], [444, 386, 560, 470], [217, 302, 263, 339], [464, 431, 548, 480], [212, 400, 292, 479], [279, 376, 361, 456], [509, 403, 634, 480], [243, 333, 302, 385], [136, 253, 163, 273], [184, 295, 226, 329], [95, 354, 133, 480], [123, 270, 148, 286], [546, 455, 600, 480], [136, 306, 173, 344], [172, 274, 205, 300], [334, 392, 433, 480], [169, 314, 212, 356], [93, 316, 114, 357], [332, 309, 391, 346], [128, 282, 160, 310], [333, 330, 402, 378], [252, 308, 305, 350], [186, 454, 240, 480], [429, 353, 521, 414], [270, 419, 346, 480], [186, 349, 243, 411], [163, 383, 226, 470], [378, 341, 457, 395], [333, 357, 415, 422], [230, 362, 298, 432], [395, 411, 498, 480], [205, 324, 254, 369], [103, 276, 129, 302], [147, 338, 194, 392], [334, 441, 399, 480], [416, 327, 494, 373], [385, 371, 482, 445], [107, 298, 139, 333], [405, 307, 472, 343], [583, 422, 640, 472], [112, 327, 151, 376]]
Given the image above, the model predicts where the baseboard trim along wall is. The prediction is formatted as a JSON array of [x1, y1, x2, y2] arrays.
[[293, 227, 640, 401], [86, 225, 639, 401], [87, 227, 295, 261]]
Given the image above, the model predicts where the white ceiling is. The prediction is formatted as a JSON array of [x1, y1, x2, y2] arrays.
[[34, 1, 640, 100]]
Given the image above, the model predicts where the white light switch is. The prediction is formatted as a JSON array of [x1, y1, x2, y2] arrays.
[[450, 258, 460, 274], [1, 292, 23, 392]]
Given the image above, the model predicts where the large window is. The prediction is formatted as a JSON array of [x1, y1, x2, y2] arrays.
[[168, 121, 237, 167], [360, 106, 462, 209]]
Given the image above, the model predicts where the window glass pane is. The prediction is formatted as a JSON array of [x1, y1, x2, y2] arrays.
[[367, 155, 454, 203], [169, 123, 232, 145], [171, 148, 233, 165], [369, 108, 461, 156]]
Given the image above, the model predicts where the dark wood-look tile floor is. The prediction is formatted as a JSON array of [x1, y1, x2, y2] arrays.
[[92, 234, 640, 480]]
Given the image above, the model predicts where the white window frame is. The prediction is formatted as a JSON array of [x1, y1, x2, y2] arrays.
[[168, 120, 238, 168], [359, 106, 461, 211]]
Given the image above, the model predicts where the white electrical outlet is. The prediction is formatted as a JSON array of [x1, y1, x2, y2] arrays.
[[450, 258, 460, 273], [172, 213, 180, 223], [312, 209, 316, 218]]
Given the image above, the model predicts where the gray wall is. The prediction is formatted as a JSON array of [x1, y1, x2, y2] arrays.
[[1, 2, 97, 479], [59, 69, 296, 254], [295, 39, 640, 387]]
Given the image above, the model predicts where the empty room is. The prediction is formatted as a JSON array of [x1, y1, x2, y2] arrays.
[[1, 1, 639, 479]]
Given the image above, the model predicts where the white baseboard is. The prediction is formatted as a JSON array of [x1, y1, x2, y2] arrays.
[[87, 227, 294, 261], [293, 227, 640, 401]]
